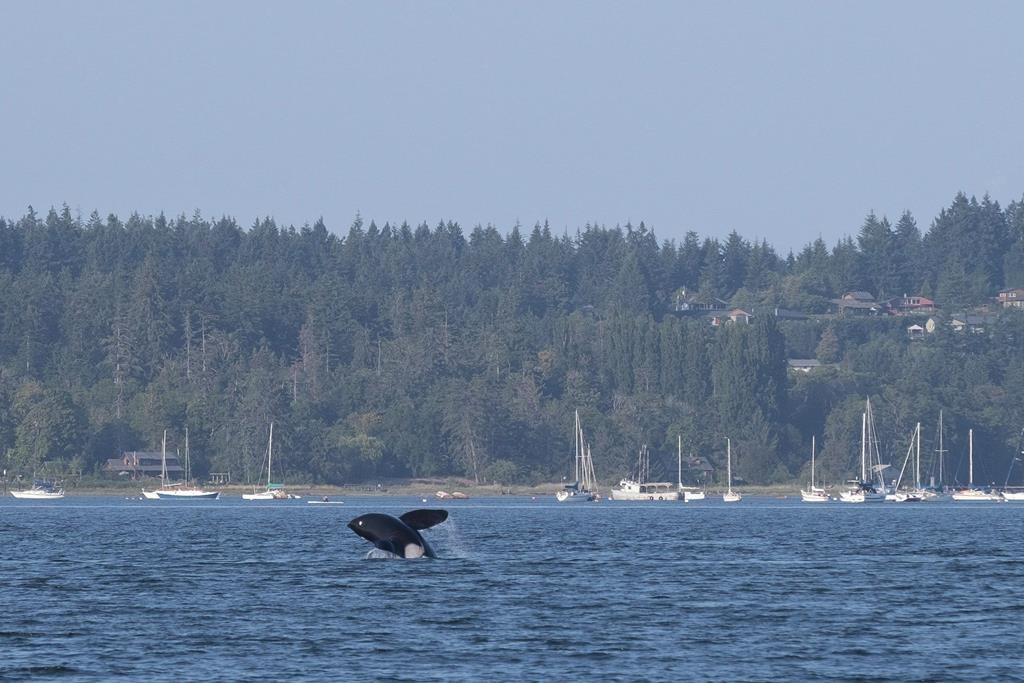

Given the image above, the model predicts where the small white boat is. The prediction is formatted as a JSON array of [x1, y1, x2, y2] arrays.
[[722, 438, 741, 503], [800, 436, 829, 503], [10, 482, 65, 499], [1001, 491, 1024, 502]]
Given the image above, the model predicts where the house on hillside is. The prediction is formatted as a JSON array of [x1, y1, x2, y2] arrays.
[[673, 288, 728, 314], [946, 313, 995, 334], [104, 451, 184, 480], [788, 359, 826, 373], [886, 294, 938, 315], [710, 308, 753, 326], [997, 287, 1024, 309], [831, 291, 882, 316]]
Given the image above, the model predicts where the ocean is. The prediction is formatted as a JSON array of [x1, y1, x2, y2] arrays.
[[2, 496, 1022, 681]]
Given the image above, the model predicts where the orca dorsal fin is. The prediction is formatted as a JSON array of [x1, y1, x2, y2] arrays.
[[400, 509, 448, 531]]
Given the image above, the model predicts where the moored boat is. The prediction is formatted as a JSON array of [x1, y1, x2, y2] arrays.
[[10, 481, 64, 499], [952, 429, 1000, 502], [556, 410, 598, 503], [722, 438, 741, 503], [839, 399, 887, 503], [242, 423, 299, 500], [800, 436, 829, 503], [611, 444, 679, 501]]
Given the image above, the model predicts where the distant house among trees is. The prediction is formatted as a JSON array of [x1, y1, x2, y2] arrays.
[[673, 288, 728, 314], [104, 451, 183, 480], [788, 359, 826, 373], [997, 287, 1024, 309], [886, 294, 937, 314], [710, 308, 753, 326], [831, 291, 882, 316]]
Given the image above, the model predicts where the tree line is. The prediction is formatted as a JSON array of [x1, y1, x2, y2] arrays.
[[0, 190, 1022, 488]]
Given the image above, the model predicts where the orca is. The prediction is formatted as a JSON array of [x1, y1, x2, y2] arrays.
[[347, 509, 449, 558]]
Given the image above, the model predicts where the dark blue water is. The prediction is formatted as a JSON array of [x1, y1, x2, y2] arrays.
[[2, 496, 1023, 682]]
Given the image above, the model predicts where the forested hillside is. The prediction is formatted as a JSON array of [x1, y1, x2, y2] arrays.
[[1, 191, 1022, 488]]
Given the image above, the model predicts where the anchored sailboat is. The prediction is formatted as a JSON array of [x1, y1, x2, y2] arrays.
[[722, 438, 741, 503], [839, 398, 886, 503], [800, 436, 829, 502], [153, 428, 220, 500], [677, 435, 705, 502], [952, 428, 1000, 501], [243, 422, 298, 500], [556, 410, 598, 502]]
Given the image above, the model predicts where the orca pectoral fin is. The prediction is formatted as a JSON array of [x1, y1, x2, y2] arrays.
[[399, 509, 448, 531], [374, 539, 399, 555]]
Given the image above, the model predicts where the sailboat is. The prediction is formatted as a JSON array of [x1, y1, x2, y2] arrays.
[[610, 444, 678, 500], [10, 480, 65, 499], [999, 429, 1024, 501], [556, 410, 598, 502], [722, 438, 741, 503], [888, 423, 928, 502], [677, 435, 706, 502], [243, 422, 298, 500], [800, 436, 829, 502], [839, 398, 886, 503], [952, 428, 1000, 501], [141, 430, 169, 500], [154, 428, 220, 500]]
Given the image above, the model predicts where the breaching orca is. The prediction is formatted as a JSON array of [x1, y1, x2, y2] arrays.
[[347, 509, 449, 558]]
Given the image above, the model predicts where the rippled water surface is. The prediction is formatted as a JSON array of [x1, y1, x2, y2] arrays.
[[2, 496, 1024, 681]]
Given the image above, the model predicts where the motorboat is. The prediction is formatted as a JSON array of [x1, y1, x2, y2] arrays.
[[610, 444, 679, 501]]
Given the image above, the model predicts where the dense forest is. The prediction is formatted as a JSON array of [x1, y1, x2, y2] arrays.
[[0, 191, 1022, 489]]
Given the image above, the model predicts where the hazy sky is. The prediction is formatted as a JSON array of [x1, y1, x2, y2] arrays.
[[2, 1, 1022, 253]]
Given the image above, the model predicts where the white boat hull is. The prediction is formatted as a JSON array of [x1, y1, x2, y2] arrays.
[[1001, 491, 1024, 501], [723, 491, 742, 503], [838, 490, 886, 503], [610, 479, 679, 501], [555, 490, 596, 503], [680, 489, 706, 502], [800, 489, 829, 503], [951, 489, 1001, 502], [10, 489, 64, 499]]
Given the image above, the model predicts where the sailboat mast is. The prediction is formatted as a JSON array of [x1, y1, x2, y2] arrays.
[[811, 435, 816, 488], [726, 438, 732, 493], [969, 428, 974, 487], [161, 430, 167, 485], [185, 427, 190, 482], [268, 422, 274, 486], [937, 410, 945, 487], [861, 410, 867, 482], [914, 422, 921, 489], [574, 410, 581, 484], [677, 435, 682, 488]]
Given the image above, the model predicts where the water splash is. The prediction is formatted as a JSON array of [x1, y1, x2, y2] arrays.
[[429, 517, 470, 559]]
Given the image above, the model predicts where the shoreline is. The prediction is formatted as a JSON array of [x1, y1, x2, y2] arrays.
[[5, 479, 806, 498]]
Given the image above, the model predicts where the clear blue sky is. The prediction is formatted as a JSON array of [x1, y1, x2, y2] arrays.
[[2, 1, 1022, 253]]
